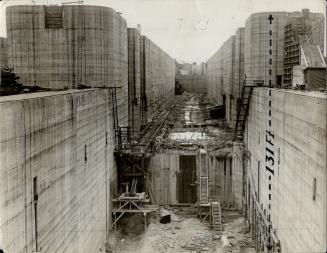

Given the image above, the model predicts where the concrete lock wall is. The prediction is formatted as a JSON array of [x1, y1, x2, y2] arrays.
[[244, 11, 324, 87], [223, 36, 235, 125], [6, 5, 128, 126], [245, 12, 300, 87], [127, 28, 141, 136], [140, 35, 175, 125], [207, 10, 324, 127], [0, 37, 8, 68], [207, 31, 244, 127], [0, 89, 117, 253], [178, 74, 207, 94], [207, 41, 224, 106], [232, 28, 245, 126], [244, 88, 327, 252]]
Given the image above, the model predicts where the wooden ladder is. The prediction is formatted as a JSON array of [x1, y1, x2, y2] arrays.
[[199, 152, 209, 203], [211, 201, 223, 235]]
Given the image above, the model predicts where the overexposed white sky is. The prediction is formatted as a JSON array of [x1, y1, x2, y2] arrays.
[[0, 0, 326, 62]]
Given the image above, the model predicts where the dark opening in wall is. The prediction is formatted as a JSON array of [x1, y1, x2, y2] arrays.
[[313, 178, 317, 201], [224, 159, 226, 176], [33, 177, 38, 202], [276, 75, 283, 86], [178, 155, 197, 204], [33, 176, 39, 251], [84, 145, 87, 162]]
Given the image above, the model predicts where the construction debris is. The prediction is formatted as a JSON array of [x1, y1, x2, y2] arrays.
[[108, 207, 255, 253]]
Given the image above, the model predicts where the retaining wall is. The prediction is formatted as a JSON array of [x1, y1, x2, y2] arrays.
[[178, 74, 207, 94], [127, 28, 141, 136], [0, 89, 117, 253], [6, 5, 128, 126], [140, 36, 175, 125], [245, 88, 327, 252]]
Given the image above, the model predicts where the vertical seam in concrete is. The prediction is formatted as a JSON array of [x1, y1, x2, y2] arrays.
[[21, 101, 28, 253]]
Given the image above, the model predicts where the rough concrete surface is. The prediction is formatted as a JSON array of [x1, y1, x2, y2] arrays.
[[0, 89, 117, 253], [6, 5, 129, 126], [0, 37, 8, 68], [245, 88, 327, 252]]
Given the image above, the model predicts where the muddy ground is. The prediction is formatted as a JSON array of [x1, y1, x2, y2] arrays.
[[108, 207, 255, 253]]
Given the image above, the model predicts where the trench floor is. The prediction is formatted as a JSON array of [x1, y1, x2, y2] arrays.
[[108, 93, 254, 252], [108, 207, 256, 253]]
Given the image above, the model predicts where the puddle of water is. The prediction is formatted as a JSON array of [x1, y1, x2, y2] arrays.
[[169, 132, 208, 140], [182, 97, 204, 124]]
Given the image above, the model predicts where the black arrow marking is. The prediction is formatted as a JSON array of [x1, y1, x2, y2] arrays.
[[268, 14, 274, 24]]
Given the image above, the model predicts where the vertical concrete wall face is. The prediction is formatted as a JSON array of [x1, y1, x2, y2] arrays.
[[207, 31, 243, 126], [245, 12, 290, 86], [305, 11, 325, 54], [207, 10, 324, 127], [207, 49, 223, 105], [6, 5, 128, 126], [232, 28, 245, 125], [127, 28, 141, 135], [244, 11, 324, 87], [140, 36, 149, 125], [0, 90, 116, 253], [245, 88, 327, 252], [0, 37, 8, 68], [207, 45, 224, 105], [223, 36, 235, 124], [140, 35, 175, 125], [178, 74, 207, 94]]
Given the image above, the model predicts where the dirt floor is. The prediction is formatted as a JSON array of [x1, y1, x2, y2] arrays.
[[108, 207, 256, 253]]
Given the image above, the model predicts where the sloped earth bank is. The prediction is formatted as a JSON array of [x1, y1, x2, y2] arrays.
[[108, 208, 256, 253]]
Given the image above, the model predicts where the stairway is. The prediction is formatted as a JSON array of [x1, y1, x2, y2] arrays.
[[110, 88, 121, 150], [234, 80, 261, 142], [211, 201, 223, 235]]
